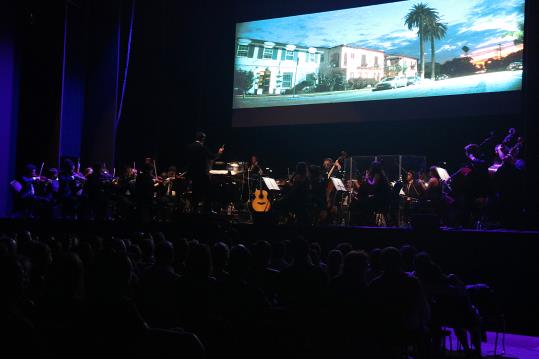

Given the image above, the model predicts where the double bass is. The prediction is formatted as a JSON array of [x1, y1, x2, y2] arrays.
[[320, 151, 347, 223]]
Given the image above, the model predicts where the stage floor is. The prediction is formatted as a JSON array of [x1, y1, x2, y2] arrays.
[[445, 330, 539, 359]]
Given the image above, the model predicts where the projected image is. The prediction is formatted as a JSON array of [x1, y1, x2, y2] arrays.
[[233, 0, 525, 109]]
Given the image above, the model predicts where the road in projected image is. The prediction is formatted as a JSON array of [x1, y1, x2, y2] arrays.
[[234, 70, 522, 108]]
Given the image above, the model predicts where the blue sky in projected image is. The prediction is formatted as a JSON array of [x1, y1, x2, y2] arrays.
[[236, 0, 525, 63]]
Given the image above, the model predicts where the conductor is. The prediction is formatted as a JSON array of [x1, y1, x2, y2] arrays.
[[186, 131, 224, 213]]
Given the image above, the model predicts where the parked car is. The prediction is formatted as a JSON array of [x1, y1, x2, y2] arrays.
[[436, 74, 449, 81], [373, 76, 408, 91], [407, 76, 420, 86], [507, 61, 523, 71]]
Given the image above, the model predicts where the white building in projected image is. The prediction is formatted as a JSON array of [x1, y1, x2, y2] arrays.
[[234, 38, 325, 95], [234, 38, 402, 95], [325, 45, 385, 81]]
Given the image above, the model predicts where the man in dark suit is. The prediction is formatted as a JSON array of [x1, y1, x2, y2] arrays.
[[186, 131, 224, 213]]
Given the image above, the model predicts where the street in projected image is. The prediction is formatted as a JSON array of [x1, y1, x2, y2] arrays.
[[232, 0, 525, 109]]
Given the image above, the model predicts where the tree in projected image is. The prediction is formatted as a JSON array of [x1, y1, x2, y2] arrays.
[[317, 67, 346, 92], [425, 19, 447, 80], [440, 57, 476, 77], [404, 3, 439, 79], [234, 70, 254, 98], [510, 21, 524, 45]]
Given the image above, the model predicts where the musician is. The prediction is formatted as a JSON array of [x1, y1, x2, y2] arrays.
[[58, 159, 85, 219], [322, 157, 341, 178], [17, 164, 46, 218], [368, 161, 391, 209], [492, 130, 526, 227], [84, 163, 112, 220], [424, 166, 443, 202], [135, 162, 156, 222], [186, 131, 224, 213], [248, 155, 263, 175], [402, 170, 425, 201]]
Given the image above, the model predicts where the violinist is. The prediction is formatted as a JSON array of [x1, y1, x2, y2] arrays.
[[59, 159, 85, 219], [84, 163, 112, 220], [18, 164, 48, 218], [39, 168, 60, 211]]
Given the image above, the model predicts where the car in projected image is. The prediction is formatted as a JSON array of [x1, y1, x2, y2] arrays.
[[373, 76, 408, 91], [436, 74, 449, 81], [507, 61, 523, 71], [406, 76, 420, 86]]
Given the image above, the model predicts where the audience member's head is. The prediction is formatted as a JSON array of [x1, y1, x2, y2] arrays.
[[46, 252, 85, 299], [94, 251, 133, 297], [327, 249, 343, 278], [140, 236, 155, 263], [252, 240, 272, 268], [369, 248, 382, 273], [228, 244, 251, 279], [185, 243, 212, 278], [381, 247, 402, 274], [400, 244, 418, 272], [290, 237, 310, 264], [309, 242, 322, 266], [336, 242, 353, 257], [0, 256, 25, 304], [342, 250, 369, 280], [127, 244, 142, 265], [271, 241, 286, 263], [0, 236, 18, 257], [155, 240, 175, 267], [212, 242, 229, 274]]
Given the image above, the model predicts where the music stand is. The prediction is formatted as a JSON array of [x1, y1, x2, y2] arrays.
[[435, 167, 450, 181], [262, 177, 280, 191], [331, 177, 347, 192]]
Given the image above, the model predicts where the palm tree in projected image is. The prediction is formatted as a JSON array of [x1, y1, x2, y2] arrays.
[[404, 3, 439, 79], [462, 45, 470, 57], [426, 19, 447, 79]]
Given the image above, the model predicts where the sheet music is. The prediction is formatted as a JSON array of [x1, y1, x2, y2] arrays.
[[330, 177, 347, 192], [435, 167, 450, 181], [262, 177, 280, 191]]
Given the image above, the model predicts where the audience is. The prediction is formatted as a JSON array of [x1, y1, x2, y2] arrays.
[[0, 229, 492, 359]]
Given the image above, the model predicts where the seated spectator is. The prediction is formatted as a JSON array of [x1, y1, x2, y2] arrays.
[[35, 253, 87, 357], [137, 240, 181, 329], [248, 240, 280, 305], [327, 249, 343, 280], [367, 247, 430, 355], [0, 255, 39, 356], [278, 238, 328, 312], [269, 240, 289, 271], [309, 242, 327, 272], [414, 252, 482, 358], [175, 243, 216, 333], [211, 241, 230, 282], [366, 247, 383, 283]]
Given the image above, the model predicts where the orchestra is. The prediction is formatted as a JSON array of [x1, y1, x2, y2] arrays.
[[8, 128, 526, 228]]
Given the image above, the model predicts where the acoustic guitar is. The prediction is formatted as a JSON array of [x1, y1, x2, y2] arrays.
[[251, 188, 271, 212]]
